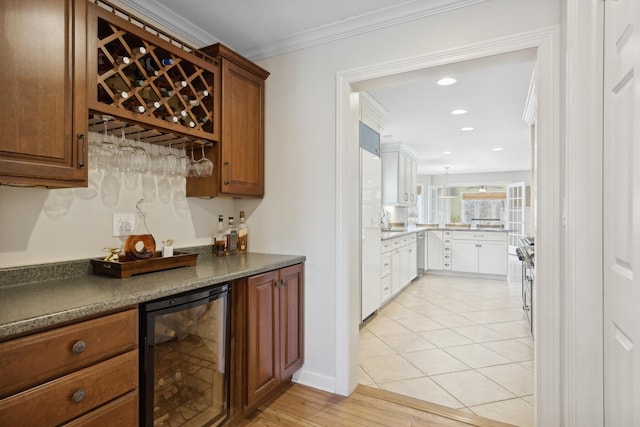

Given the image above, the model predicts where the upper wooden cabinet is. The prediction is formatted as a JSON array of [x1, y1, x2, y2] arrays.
[[188, 44, 269, 198], [0, 0, 88, 188]]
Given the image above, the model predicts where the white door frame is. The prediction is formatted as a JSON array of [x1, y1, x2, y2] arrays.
[[334, 26, 562, 425]]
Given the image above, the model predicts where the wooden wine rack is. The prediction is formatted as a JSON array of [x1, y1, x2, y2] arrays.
[[88, 1, 220, 147]]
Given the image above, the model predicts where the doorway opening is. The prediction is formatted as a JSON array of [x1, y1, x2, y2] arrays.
[[334, 27, 561, 423]]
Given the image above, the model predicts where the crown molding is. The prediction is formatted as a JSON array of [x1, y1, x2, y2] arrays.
[[119, 0, 488, 61]]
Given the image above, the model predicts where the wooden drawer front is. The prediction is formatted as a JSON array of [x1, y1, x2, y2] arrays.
[[0, 350, 137, 426], [63, 390, 138, 427], [0, 309, 137, 397]]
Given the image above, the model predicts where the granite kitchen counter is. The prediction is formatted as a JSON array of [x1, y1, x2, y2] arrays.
[[0, 250, 305, 340], [381, 226, 508, 240]]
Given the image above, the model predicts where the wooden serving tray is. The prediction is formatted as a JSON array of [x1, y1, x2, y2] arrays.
[[91, 251, 198, 278]]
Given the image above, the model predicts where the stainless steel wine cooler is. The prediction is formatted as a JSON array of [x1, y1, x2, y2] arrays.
[[140, 284, 231, 427]]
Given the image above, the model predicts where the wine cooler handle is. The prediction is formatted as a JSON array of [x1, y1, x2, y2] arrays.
[[224, 161, 231, 185], [77, 133, 86, 169]]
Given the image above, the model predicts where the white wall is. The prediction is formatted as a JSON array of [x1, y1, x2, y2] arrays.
[[0, 179, 233, 268], [255, 0, 559, 392]]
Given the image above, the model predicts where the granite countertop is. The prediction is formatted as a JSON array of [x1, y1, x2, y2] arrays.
[[0, 249, 305, 340], [381, 226, 508, 240]]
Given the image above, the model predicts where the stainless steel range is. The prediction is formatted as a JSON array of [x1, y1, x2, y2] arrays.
[[516, 237, 534, 337]]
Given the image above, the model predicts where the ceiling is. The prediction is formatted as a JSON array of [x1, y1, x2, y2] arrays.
[[120, 0, 535, 177]]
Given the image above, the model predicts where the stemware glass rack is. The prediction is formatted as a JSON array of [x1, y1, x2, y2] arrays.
[[88, 1, 220, 149]]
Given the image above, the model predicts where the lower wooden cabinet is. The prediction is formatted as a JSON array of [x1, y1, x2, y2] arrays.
[[0, 308, 138, 426], [234, 263, 304, 417]]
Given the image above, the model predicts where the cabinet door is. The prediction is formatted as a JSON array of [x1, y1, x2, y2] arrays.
[[427, 231, 443, 270], [0, 0, 87, 187], [451, 240, 478, 273], [220, 58, 265, 197], [398, 154, 408, 204], [246, 270, 280, 408], [478, 240, 508, 275], [279, 264, 304, 379], [390, 249, 401, 295]]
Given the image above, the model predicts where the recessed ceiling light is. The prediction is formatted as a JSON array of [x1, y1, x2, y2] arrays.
[[437, 77, 457, 86], [461, 127, 474, 131], [492, 147, 504, 151], [450, 109, 467, 115], [443, 151, 452, 155]]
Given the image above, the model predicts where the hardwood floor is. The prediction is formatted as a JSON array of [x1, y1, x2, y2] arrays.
[[237, 383, 517, 427]]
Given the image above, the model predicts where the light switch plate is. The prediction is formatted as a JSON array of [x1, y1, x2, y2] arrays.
[[113, 213, 136, 237]]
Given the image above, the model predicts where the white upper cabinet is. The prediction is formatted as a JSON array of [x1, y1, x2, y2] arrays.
[[381, 143, 418, 206]]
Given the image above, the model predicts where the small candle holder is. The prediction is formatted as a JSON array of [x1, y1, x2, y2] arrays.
[[162, 239, 174, 258]]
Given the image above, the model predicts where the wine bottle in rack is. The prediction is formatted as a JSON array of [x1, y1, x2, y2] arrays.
[[174, 80, 188, 88], [196, 89, 209, 97], [160, 58, 174, 66], [181, 116, 196, 128], [132, 46, 146, 55], [123, 98, 146, 114], [142, 57, 160, 76], [114, 55, 130, 65]]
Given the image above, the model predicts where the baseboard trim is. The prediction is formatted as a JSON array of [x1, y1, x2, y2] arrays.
[[356, 384, 517, 427]]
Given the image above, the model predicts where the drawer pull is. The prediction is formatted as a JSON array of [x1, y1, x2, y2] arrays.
[[71, 389, 87, 404], [72, 340, 87, 354]]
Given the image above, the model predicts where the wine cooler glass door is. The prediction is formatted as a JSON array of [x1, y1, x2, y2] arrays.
[[142, 284, 230, 427]]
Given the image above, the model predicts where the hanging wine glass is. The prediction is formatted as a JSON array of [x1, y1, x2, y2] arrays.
[[187, 145, 200, 177], [197, 142, 213, 177], [115, 128, 138, 190], [99, 116, 121, 206], [97, 115, 117, 172]]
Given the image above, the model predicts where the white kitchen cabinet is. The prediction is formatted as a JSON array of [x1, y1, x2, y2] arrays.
[[451, 231, 508, 275], [381, 233, 418, 301], [381, 143, 418, 207]]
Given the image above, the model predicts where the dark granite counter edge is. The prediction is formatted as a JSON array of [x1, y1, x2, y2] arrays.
[[0, 252, 305, 340]]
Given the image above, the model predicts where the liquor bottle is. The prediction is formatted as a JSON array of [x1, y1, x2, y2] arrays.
[[237, 211, 248, 253], [226, 217, 238, 255], [213, 215, 227, 256], [196, 89, 209, 97]]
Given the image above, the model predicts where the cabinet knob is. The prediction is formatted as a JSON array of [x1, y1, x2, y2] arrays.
[[71, 340, 87, 354], [71, 389, 87, 404]]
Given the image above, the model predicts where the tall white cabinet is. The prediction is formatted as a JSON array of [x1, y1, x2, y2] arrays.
[[381, 143, 418, 207]]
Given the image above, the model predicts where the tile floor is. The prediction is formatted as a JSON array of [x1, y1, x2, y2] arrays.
[[359, 274, 535, 427]]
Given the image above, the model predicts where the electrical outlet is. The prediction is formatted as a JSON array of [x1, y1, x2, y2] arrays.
[[113, 213, 136, 237]]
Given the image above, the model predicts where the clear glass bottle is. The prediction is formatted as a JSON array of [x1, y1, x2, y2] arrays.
[[213, 214, 227, 256], [237, 211, 248, 253], [124, 199, 156, 260], [226, 217, 237, 255]]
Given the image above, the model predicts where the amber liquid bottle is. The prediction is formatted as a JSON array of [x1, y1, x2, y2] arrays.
[[124, 199, 156, 260]]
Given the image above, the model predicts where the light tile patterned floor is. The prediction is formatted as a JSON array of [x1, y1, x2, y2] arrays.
[[359, 274, 535, 427]]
